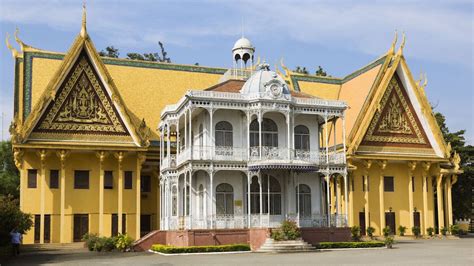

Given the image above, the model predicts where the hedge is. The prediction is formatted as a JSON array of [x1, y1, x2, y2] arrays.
[[151, 244, 251, 254], [316, 241, 385, 249]]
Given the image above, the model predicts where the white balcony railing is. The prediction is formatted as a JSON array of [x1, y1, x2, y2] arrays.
[[162, 146, 345, 169], [165, 214, 347, 230]]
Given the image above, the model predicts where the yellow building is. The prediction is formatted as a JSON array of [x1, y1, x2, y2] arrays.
[[6, 8, 461, 244]]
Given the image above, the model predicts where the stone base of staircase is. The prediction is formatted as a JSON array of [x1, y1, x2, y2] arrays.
[[256, 238, 316, 253]]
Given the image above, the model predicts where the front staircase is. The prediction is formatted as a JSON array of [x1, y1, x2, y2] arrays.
[[257, 238, 316, 253]]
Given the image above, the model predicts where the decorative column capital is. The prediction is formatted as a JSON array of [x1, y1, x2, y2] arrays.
[[362, 160, 372, 170], [407, 161, 417, 172], [377, 160, 387, 171], [13, 148, 24, 169], [421, 161, 431, 173], [95, 151, 108, 163], [114, 151, 125, 165]]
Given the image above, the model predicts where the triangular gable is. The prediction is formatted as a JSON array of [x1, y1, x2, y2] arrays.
[[361, 73, 430, 147], [20, 30, 147, 147], [350, 52, 448, 158]]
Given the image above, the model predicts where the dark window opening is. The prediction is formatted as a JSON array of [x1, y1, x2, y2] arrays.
[[50, 170, 59, 189], [384, 176, 394, 192], [74, 170, 89, 189], [28, 169, 37, 188], [104, 171, 113, 189], [124, 171, 133, 189], [141, 175, 151, 193]]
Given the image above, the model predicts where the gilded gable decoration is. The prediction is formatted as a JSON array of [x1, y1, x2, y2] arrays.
[[34, 52, 128, 135], [362, 74, 430, 146]]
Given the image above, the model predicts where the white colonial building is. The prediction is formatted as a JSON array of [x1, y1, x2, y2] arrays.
[[158, 38, 348, 231]]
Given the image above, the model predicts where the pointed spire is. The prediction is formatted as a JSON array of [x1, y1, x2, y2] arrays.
[[5, 32, 19, 58], [397, 32, 406, 55], [80, 2, 87, 38], [388, 30, 398, 54]]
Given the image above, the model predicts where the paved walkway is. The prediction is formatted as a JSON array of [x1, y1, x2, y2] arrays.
[[3, 238, 473, 265]]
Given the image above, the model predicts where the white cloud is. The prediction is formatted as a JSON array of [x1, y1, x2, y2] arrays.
[[1, 0, 471, 67]]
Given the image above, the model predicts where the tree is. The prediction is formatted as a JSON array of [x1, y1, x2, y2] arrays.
[[126, 42, 171, 62], [0, 195, 33, 245], [0, 141, 19, 199], [98, 46, 119, 58], [435, 112, 473, 220], [315, 65, 327, 77], [126, 53, 145, 61], [294, 66, 308, 74]]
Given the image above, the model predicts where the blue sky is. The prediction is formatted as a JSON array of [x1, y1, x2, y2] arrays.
[[0, 0, 472, 143]]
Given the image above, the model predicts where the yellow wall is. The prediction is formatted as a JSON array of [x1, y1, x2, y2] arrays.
[[348, 161, 438, 236], [20, 150, 158, 244]]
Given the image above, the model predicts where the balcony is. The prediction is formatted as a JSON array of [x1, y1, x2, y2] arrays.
[[162, 146, 345, 169]]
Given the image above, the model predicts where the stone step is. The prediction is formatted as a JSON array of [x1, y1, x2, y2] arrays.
[[257, 238, 316, 253]]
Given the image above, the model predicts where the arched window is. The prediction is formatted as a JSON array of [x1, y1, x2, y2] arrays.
[[296, 184, 311, 217], [250, 176, 260, 214], [263, 175, 282, 215], [294, 125, 310, 150], [215, 121, 233, 147], [172, 186, 178, 216], [216, 183, 234, 216], [182, 185, 190, 216], [250, 118, 278, 147], [248, 175, 281, 215]]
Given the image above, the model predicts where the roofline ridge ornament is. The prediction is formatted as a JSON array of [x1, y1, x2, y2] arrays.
[[388, 30, 398, 55], [5, 32, 19, 58], [80, 2, 88, 38], [397, 32, 406, 55]]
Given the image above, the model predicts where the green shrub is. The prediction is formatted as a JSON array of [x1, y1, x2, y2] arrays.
[[115, 233, 133, 252], [427, 227, 434, 236], [350, 226, 361, 241], [398, 226, 406, 236], [382, 226, 392, 237], [384, 236, 394, 248], [270, 229, 284, 241], [0, 195, 34, 246], [103, 237, 116, 251], [82, 233, 99, 251], [366, 227, 375, 238], [440, 227, 448, 236], [280, 220, 301, 240], [450, 225, 460, 235], [316, 241, 384, 249], [412, 226, 421, 237], [151, 244, 251, 254]]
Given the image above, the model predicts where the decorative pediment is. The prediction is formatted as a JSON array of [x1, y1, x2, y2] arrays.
[[361, 73, 430, 148], [33, 50, 129, 136]]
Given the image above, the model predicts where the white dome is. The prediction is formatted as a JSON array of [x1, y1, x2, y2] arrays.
[[233, 37, 254, 51], [240, 64, 290, 98]]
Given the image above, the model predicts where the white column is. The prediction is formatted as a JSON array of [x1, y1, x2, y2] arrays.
[[190, 109, 193, 159], [344, 171, 348, 226], [166, 126, 171, 160], [325, 113, 329, 164], [296, 172, 300, 217], [287, 113, 291, 159], [184, 173, 187, 228], [189, 171, 193, 229], [258, 113, 262, 160], [210, 109, 214, 160], [159, 178, 162, 229], [184, 112, 188, 150], [326, 175, 331, 226], [247, 173, 251, 228], [247, 113, 251, 160], [177, 124, 180, 156], [267, 174, 270, 226], [259, 175, 263, 227], [210, 171, 214, 228], [342, 114, 347, 162]]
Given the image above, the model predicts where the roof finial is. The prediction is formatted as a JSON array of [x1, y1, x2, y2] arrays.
[[5, 32, 19, 58], [389, 30, 398, 54], [398, 32, 406, 54], [241, 16, 244, 38], [80, 2, 87, 38]]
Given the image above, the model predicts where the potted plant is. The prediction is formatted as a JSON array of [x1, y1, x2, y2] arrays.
[[412, 226, 420, 238], [427, 227, 434, 237], [350, 226, 361, 241], [384, 236, 394, 249], [440, 227, 448, 236], [366, 226, 375, 239], [382, 226, 392, 238], [398, 226, 406, 236]]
